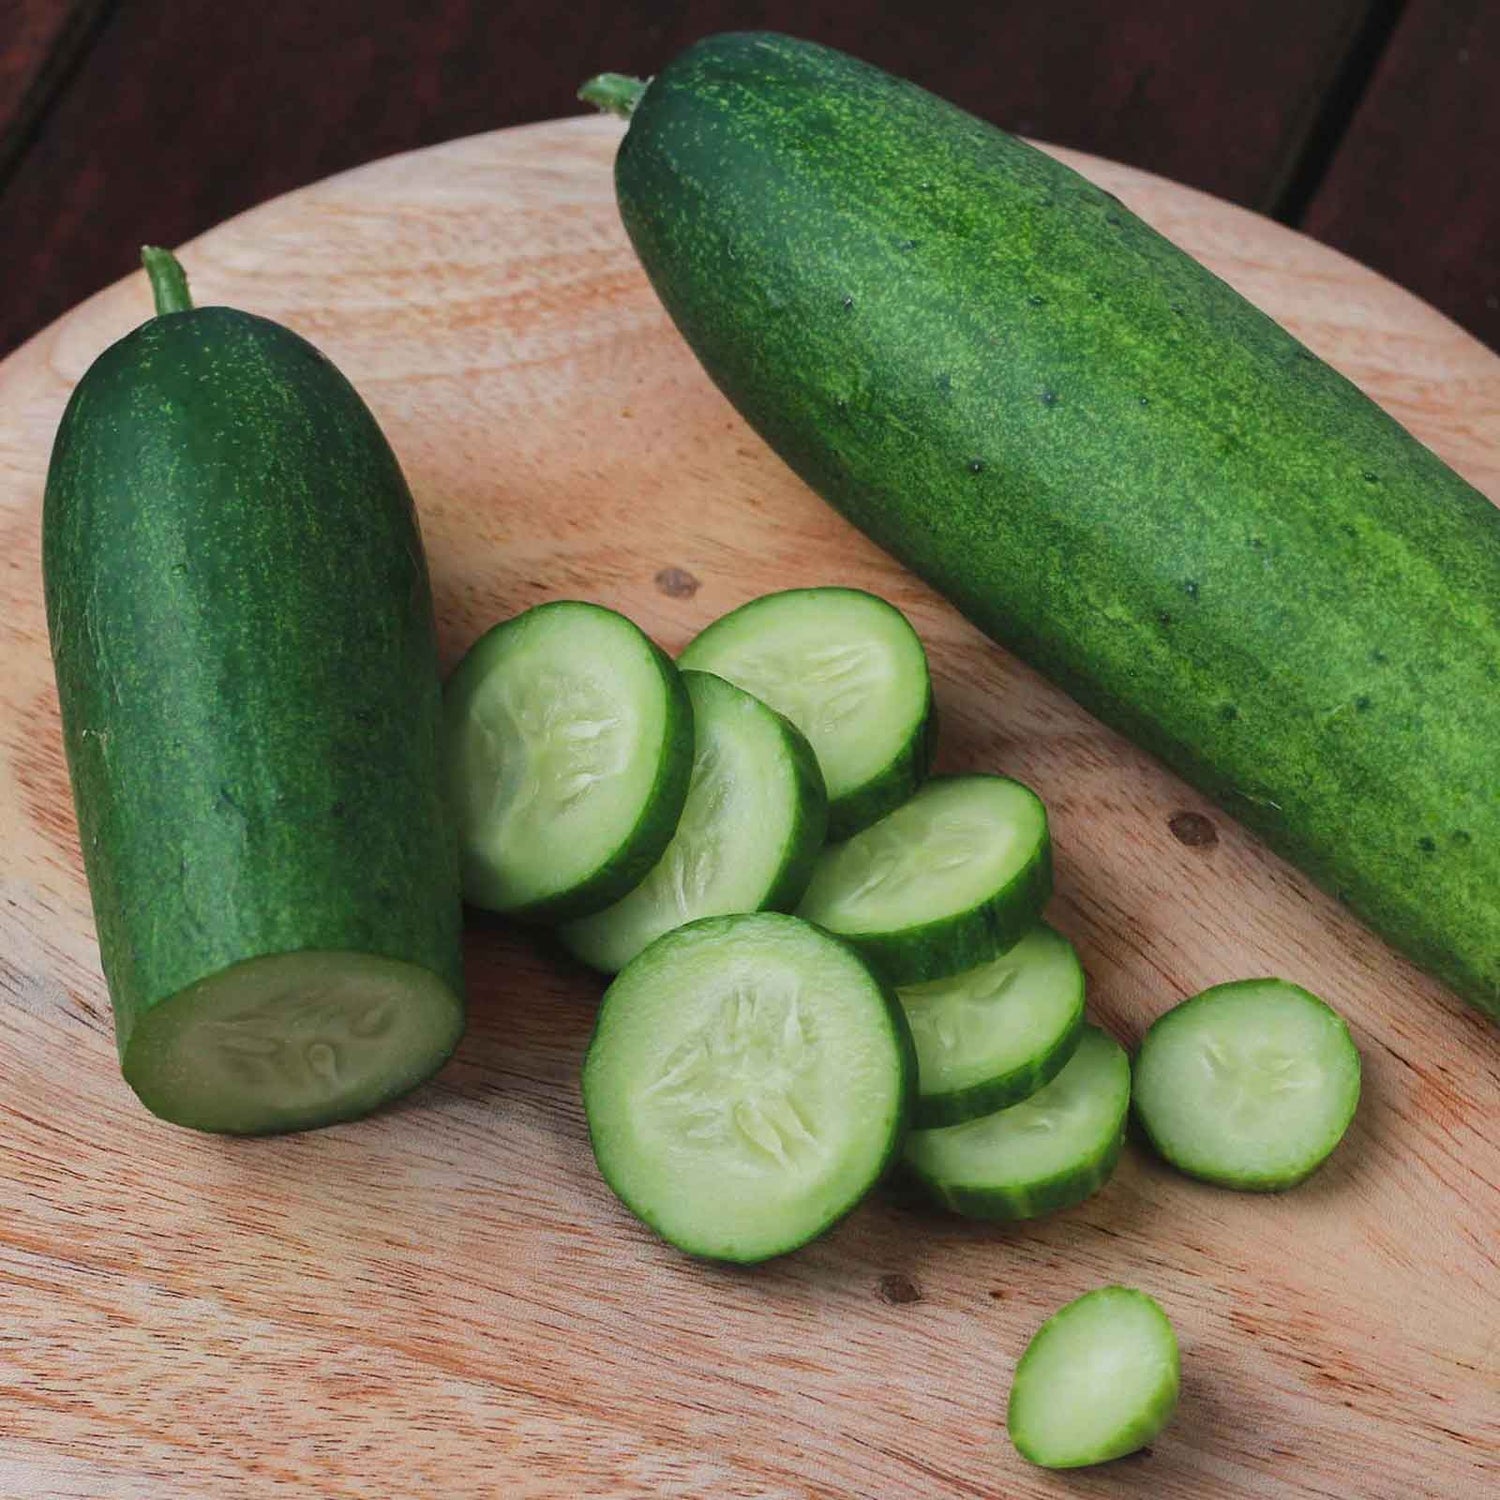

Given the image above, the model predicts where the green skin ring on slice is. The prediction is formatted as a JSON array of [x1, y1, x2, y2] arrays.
[[900, 923, 1086, 1128], [902, 1025, 1129, 1220], [582, 912, 916, 1263], [443, 601, 694, 922], [1008, 1286, 1181, 1468], [1132, 978, 1361, 1190], [678, 587, 935, 839], [561, 670, 828, 973], [796, 774, 1053, 987]]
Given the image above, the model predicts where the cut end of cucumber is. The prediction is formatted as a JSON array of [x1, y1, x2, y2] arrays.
[[122, 951, 464, 1135]]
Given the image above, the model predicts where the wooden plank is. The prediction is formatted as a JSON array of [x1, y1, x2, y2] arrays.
[[0, 0, 106, 168], [0, 116, 1496, 1499], [0, 0, 1375, 358], [1300, 0, 1500, 351]]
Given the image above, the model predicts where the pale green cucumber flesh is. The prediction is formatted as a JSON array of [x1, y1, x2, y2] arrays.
[[900, 923, 1085, 1128], [444, 601, 693, 921], [796, 774, 1052, 986], [561, 671, 826, 973], [1008, 1286, 1181, 1468], [678, 587, 933, 838], [582, 912, 915, 1263], [1132, 979, 1361, 1189]]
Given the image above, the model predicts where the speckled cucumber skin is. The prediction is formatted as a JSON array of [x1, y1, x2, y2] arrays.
[[43, 305, 465, 1060], [607, 33, 1500, 1020]]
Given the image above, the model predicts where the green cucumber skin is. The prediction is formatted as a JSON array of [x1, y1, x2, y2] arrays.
[[828, 694, 937, 843], [44, 305, 464, 1062], [751, 686, 832, 914], [608, 33, 1500, 1020]]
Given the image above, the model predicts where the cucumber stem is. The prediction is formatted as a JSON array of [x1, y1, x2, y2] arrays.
[[141, 247, 194, 315], [578, 73, 649, 118]]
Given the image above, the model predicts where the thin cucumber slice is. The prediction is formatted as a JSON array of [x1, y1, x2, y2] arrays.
[[678, 587, 934, 838], [795, 774, 1052, 986], [1132, 979, 1361, 1190], [561, 671, 827, 973], [582, 912, 915, 1263], [900, 924, 1085, 1128], [122, 951, 464, 1135], [444, 601, 693, 921], [1008, 1286, 1180, 1468], [903, 1026, 1129, 1219]]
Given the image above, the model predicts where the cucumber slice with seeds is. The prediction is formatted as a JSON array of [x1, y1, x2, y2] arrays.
[[1008, 1286, 1181, 1469], [1132, 979, 1361, 1190], [900, 923, 1085, 1128], [796, 774, 1052, 986], [582, 912, 915, 1263], [444, 602, 693, 921], [903, 1025, 1129, 1219], [678, 587, 934, 838], [560, 671, 827, 972]]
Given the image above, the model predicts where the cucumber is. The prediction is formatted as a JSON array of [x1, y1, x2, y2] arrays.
[[902, 1025, 1129, 1219], [443, 601, 693, 922], [795, 774, 1052, 986], [1007, 1286, 1180, 1468], [1132, 979, 1361, 1190], [582, 912, 915, 1263], [678, 587, 934, 838], [899, 923, 1085, 1128], [585, 35, 1500, 1022], [560, 670, 827, 972], [42, 249, 463, 1134]]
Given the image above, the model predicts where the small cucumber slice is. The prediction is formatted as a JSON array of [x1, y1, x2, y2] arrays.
[[582, 912, 915, 1263], [560, 671, 828, 972], [444, 601, 693, 921], [903, 1025, 1129, 1219], [1132, 979, 1361, 1190], [678, 587, 934, 838], [1008, 1286, 1180, 1469], [795, 774, 1052, 986], [900, 924, 1085, 1128]]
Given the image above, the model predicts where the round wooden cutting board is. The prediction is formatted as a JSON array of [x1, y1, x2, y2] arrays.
[[0, 115, 1496, 1499]]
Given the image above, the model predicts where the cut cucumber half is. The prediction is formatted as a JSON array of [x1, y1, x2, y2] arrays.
[[1008, 1286, 1180, 1469], [678, 587, 934, 838], [444, 601, 694, 921], [582, 912, 915, 1263], [122, 951, 464, 1135], [561, 671, 827, 973], [1132, 979, 1361, 1190], [900, 924, 1085, 1128], [795, 774, 1052, 986], [902, 1025, 1129, 1219]]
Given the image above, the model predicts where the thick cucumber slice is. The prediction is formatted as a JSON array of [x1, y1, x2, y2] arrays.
[[123, 951, 464, 1135], [903, 1026, 1129, 1219], [1008, 1286, 1180, 1468], [582, 913, 915, 1263], [561, 671, 827, 973], [1132, 979, 1361, 1190], [678, 587, 934, 838], [444, 601, 694, 921], [900, 924, 1085, 1128], [795, 774, 1052, 986]]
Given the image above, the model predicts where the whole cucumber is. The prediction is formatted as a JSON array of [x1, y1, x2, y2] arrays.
[[584, 35, 1500, 1021]]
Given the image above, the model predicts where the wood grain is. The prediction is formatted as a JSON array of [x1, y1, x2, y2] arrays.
[[1, 115, 1497, 1499]]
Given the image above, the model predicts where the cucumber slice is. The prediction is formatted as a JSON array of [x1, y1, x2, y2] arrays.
[[1132, 979, 1361, 1190], [900, 924, 1085, 1128], [678, 587, 934, 838], [1007, 1286, 1180, 1468], [902, 1026, 1129, 1219], [582, 913, 915, 1263], [561, 671, 827, 973], [795, 774, 1052, 986], [444, 601, 693, 921], [123, 951, 464, 1135]]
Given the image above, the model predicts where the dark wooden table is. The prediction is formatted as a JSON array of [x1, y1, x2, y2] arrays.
[[2, 0, 1496, 358]]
